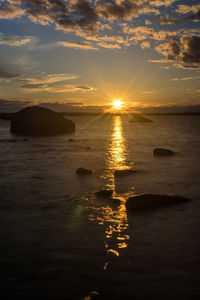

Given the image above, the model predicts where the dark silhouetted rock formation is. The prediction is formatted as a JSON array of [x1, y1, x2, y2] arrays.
[[10, 106, 75, 136], [126, 194, 191, 212], [129, 114, 152, 123], [95, 190, 113, 198], [76, 168, 93, 176], [153, 148, 175, 156]]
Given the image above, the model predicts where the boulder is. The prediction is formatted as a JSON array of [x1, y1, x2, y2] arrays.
[[76, 168, 93, 176], [114, 169, 138, 177], [129, 113, 152, 123], [95, 190, 113, 198], [126, 193, 191, 212], [10, 106, 75, 136], [153, 148, 175, 156]]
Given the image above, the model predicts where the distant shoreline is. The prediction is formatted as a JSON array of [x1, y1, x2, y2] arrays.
[[0, 111, 200, 120]]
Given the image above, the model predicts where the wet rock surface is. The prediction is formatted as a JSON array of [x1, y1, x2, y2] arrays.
[[153, 148, 175, 156], [126, 193, 191, 212], [76, 168, 93, 176]]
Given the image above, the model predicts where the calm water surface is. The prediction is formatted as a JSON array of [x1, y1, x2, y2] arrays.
[[0, 115, 200, 299]]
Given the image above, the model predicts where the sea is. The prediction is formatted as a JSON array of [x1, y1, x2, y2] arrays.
[[0, 114, 200, 299]]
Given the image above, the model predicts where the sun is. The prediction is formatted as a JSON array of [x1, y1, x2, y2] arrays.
[[112, 100, 123, 110]]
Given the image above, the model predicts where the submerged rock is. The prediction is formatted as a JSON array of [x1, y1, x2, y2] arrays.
[[95, 190, 113, 198], [76, 168, 93, 176], [10, 106, 75, 136], [86, 146, 93, 150], [114, 169, 138, 177], [126, 193, 191, 212], [153, 148, 175, 156], [68, 138, 74, 142], [129, 114, 152, 123]]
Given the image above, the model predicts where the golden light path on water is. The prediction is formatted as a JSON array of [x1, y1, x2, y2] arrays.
[[88, 115, 133, 257]]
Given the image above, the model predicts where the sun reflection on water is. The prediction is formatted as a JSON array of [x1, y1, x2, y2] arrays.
[[105, 115, 131, 190], [88, 115, 133, 256]]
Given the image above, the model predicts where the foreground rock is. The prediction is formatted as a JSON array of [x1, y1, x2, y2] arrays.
[[95, 190, 113, 198], [114, 169, 138, 177], [10, 106, 75, 136], [129, 113, 152, 123], [153, 148, 175, 156], [126, 194, 191, 212], [76, 168, 93, 176]]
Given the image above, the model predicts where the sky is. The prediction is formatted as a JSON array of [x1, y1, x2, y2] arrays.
[[0, 0, 200, 110]]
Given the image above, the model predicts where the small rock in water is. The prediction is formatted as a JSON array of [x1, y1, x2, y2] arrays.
[[86, 146, 93, 150], [76, 167, 93, 176], [68, 138, 74, 142], [95, 190, 113, 198], [126, 193, 191, 212], [153, 148, 175, 156], [114, 169, 138, 177]]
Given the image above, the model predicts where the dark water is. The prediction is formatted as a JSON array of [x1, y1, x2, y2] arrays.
[[0, 115, 200, 299]]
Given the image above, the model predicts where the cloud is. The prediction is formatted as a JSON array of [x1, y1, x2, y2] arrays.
[[123, 25, 177, 42], [19, 0, 100, 31], [140, 41, 150, 49], [151, 0, 176, 7], [171, 76, 199, 81], [97, 42, 121, 49], [20, 73, 78, 85], [141, 90, 154, 94], [47, 85, 94, 92], [17, 72, 94, 93], [98, 0, 158, 21], [0, 3, 24, 19], [57, 41, 98, 50], [0, 33, 33, 46], [154, 35, 200, 68], [0, 69, 21, 78], [19, 83, 94, 92], [1, 0, 159, 33], [19, 82, 47, 89], [176, 4, 200, 15]]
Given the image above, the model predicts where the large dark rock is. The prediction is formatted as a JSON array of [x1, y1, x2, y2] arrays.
[[126, 193, 191, 212], [129, 114, 152, 123], [153, 148, 175, 156], [10, 106, 75, 136], [76, 168, 93, 176]]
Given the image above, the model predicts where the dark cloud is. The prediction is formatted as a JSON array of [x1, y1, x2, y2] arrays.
[[0, 69, 21, 78], [181, 36, 200, 64], [19, 0, 99, 31], [19, 82, 47, 89], [0, 3, 23, 19], [155, 35, 200, 68], [97, 0, 158, 20]]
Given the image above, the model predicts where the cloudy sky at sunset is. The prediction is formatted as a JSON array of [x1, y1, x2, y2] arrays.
[[0, 0, 200, 109]]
